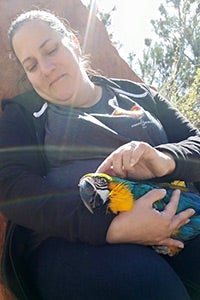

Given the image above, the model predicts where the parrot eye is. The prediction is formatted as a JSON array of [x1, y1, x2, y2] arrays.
[[94, 176, 108, 189]]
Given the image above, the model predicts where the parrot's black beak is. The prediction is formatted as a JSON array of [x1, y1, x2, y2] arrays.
[[79, 177, 101, 214]]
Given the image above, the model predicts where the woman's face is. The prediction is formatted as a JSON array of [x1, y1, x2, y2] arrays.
[[12, 20, 86, 106]]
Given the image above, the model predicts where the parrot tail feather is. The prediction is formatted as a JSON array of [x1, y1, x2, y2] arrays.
[[153, 245, 181, 256]]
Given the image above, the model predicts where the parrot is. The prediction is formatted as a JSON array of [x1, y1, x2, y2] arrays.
[[78, 172, 200, 256]]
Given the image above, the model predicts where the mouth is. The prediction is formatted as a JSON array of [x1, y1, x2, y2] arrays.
[[50, 74, 66, 87]]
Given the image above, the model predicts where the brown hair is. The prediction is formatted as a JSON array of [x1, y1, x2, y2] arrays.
[[8, 9, 97, 85], [9, 10, 73, 52]]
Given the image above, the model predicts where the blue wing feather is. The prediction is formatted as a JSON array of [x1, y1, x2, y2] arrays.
[[114, 177, 200, 242]]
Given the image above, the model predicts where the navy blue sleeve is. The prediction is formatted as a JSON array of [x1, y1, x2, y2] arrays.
[[113, 79, 200, 183], [142, 90, 200, 182]]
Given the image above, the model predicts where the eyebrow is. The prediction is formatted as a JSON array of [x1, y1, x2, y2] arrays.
[[22, 38, 52, 65]]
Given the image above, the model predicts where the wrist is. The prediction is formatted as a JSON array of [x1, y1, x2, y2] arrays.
[[162, 152, 176, 174], [106, 212, 137, 244]]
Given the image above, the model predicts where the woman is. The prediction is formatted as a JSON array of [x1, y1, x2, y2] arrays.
[[0, 9, 200, 299]]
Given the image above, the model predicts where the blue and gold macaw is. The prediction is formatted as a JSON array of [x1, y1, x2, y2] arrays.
[[79, 172, 200, 256]]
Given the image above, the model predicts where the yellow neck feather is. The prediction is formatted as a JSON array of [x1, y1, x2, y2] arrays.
[[108, 181, 134, 214]]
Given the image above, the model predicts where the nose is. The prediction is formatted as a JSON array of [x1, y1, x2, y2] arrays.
[[39, 58, 55, 76]]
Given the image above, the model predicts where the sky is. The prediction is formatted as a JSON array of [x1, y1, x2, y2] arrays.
[[81, 0, 165, 61]]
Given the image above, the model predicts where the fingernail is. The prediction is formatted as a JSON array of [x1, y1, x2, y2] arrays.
[[178, 243, 184, 249], [185, 219, 190, 224]]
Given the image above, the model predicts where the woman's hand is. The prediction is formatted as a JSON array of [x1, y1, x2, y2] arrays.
[[106, 189, 195, 248], [97, 141, 176, 180]]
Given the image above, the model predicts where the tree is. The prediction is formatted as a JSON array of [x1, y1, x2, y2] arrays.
[[131, 0, 200, 127], [177, 67, 200, 128], [83, 0, 122, 50], [137, 0, 199, 88], [85, 0, 200, 127], [97, 5, 123, 50]]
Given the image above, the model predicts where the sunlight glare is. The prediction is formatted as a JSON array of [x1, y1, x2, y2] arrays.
[[82, 0, 98, 52]]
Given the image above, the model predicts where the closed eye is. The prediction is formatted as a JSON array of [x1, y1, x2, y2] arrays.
[[26, 63, 37, 73], [47, 45, 58, 56]]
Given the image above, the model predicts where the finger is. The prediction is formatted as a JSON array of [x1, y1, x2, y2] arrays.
[[139, 188, 167, 207], [121, 147, 135, 172], [162, 189, 180, 217], [97, 154, 127, 177], [96, 156, 113, 173], [172, 208, 195, 229], [159, 237, 184, 249], [111, 152, 127, 177], [129, 143, 145, 167]]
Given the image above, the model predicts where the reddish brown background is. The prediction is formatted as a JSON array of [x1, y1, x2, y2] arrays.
[[0, 0, 141, 101], [0, 1, 141, 298]]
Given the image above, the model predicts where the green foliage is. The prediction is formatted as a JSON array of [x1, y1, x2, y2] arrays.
[[87, 0, 200, 127], [97, 5, 123, 50], [176, 67, 200, 128], [83, 1, 122, 49], [132, 0, 200, 127]]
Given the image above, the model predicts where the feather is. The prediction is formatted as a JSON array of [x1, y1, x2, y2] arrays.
[[108, 181, 134, 213], [79, 173, 200, 256]]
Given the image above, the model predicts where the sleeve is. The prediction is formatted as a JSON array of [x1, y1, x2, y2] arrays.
[[110, 78, 200, 184], [148, 91, 200, 183], [0, 102, 114, 245]]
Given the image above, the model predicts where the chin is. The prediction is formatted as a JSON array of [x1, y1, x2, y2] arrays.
[[46, 91, 73, 105], [54, 96, 75, 106]]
